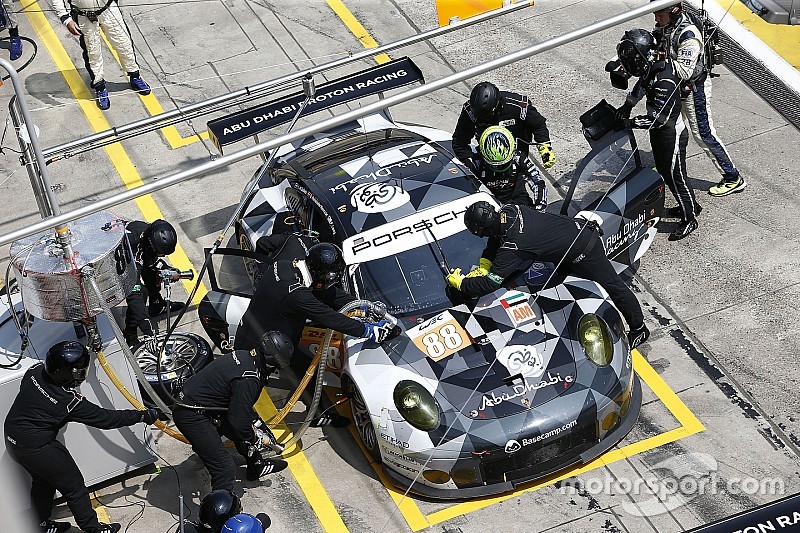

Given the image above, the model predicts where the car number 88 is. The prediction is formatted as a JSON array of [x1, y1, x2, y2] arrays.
[[309, 343, 342, 370], [421, 324, 463, 359]]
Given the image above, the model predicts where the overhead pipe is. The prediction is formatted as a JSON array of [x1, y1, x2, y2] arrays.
[[40, 0, 533, 162], [0, 0, 678, 248]]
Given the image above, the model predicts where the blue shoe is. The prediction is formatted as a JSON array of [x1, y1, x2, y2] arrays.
[[96, 88, 110, 110], [129, 76, 151, 95], [9, 36, 22, 61]]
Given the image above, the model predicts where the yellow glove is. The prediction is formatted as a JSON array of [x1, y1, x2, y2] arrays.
[[479, 258, 492, 271], [538, 142, 556, 169], [465, 267, 488, 279], [445, 268, 464, 290]]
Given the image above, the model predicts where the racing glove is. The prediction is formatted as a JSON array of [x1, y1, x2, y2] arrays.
[[140, 408, 162, 425], [466, 258, 493, 279], [628, 115, 653, 129], [445, 268, 464, 290], [537, 142, 556, 169], [363, 320, 392, 343], [614, 101, 634, 123]]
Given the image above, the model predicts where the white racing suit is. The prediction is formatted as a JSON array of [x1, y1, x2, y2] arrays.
[[657, 14, 740, 181], [50, 0, 140, 88]]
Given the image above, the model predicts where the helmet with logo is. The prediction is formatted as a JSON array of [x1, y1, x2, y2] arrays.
[[306, 243, 346, 290], [257, 330, 294, 372], [651, 0, 682, 28], [145, 219, 178, 256], [199, 490, 242, 533], [221, 514, 264, 533], [469, 81, 502, 121], [463, 201, 500, 238], [478, 126, 516, 172], [617, 29, 658, 78], [44, 341, 90, 387]]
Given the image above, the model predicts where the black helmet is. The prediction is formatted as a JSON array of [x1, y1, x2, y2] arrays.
[[463, 201, 500, 238], [617, 29, 658, 78], [199, 490, 242, 533], [257, 330, 294, 370], [44, 341, 90, 387], [469, 82, 501, 121], [306, 243, 345, 290], [146, 220, 178, 256], [651, 0, 682, 28]]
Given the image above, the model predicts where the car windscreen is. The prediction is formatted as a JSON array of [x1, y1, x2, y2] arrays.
[[350, 228, 488, 316]]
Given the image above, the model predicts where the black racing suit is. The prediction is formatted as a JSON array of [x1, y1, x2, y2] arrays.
[[3, 365, 145, 531], [627, 61, 700, 221], [474, 153, 547, 210], [458, 204, 644, 329], [172, 351, 265, 491], [452, 90, 550, 172], [252, 232, 318, 286], [123, 220, 164, 340]]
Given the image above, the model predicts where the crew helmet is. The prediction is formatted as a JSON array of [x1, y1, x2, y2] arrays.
[[469, 81, 501, 121], [146, 219, 178, 256], [463, 201, 501, 238], [199, 490, 243, 533], [221, 514, 264, 533], [44, 341, 90, 387], [478, 126, 516, 172], [617, 29, 659, 78], [306, 243, 346, 290], [651, 0, 682, 28], [257, 330, 294, 371]]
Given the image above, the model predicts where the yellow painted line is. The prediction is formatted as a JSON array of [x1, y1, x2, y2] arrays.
[[325, 0, 391, 65], [358, 350, 705, 530], [718, 0, 800, 69], [30, 10, 347, 531], [90, 492, 112, 523], [256, 391, 350, 533], [26, 2, 205, 304], [100, 33, 208, 148]]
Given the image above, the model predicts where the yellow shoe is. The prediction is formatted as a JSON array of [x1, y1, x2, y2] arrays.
[[709, 177, 746, 197]]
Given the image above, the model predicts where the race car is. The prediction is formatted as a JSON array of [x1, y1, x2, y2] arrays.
[[198, 110, 665, 498]]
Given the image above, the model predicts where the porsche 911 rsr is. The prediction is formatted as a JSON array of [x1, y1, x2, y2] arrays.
[[199, 111, 664, 498]]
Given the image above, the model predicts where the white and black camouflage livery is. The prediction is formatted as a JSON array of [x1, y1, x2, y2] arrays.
[[199, 113, 665, 498]]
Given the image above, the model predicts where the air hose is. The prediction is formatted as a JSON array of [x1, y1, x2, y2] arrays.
[[273, 299, 381, 453]]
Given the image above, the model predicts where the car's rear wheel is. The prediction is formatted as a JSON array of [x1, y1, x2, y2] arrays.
[[134, 332, 213, 406], [346, 379, 381, 463]]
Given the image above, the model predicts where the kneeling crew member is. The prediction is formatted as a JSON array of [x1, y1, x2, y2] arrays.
[[123, 219, 186, 345], [448, 202, 650, 348], [3, 341, 160, 533], [173, 331, 293, 491], [474, 125, 547, 210], [233, 243, 390, 427]]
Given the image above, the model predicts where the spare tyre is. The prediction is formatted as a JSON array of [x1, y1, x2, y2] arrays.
[[134, 332, 213, 406]]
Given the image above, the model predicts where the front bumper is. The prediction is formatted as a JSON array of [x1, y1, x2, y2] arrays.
[[382, 375, 642, 499]]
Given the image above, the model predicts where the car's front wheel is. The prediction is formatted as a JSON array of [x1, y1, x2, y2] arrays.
[[346, 379, 381, 463]]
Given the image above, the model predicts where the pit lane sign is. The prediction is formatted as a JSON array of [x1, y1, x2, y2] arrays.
[[207, 57, 424, 153]]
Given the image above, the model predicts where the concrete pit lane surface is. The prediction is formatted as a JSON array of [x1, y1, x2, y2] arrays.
[[1, 0, 799, 532]]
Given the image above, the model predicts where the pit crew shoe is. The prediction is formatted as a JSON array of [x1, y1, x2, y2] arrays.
[[83, 523, 121, 533], [310, 411, 351, 428], [246, 458, 288, 481], [10, 36, 22, 61], [95, 88, 110, 110], [668, 219, 698, 241], [148, 300, 185, 316], [709, 176, 746, 197], [666, 204, 702, 218], [627, 324, 650, 349], [40, 520, 71, 533], [129, 75, 151, 96]]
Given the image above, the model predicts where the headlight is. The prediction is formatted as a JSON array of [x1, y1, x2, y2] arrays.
[[578, 314, 613, 366], [393, 381, 440, 432]]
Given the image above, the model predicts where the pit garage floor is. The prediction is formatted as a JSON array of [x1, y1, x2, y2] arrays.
[[1, 0, 799, 531]]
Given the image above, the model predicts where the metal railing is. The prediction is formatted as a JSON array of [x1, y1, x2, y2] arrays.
[[0, 0, 682, 247]]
